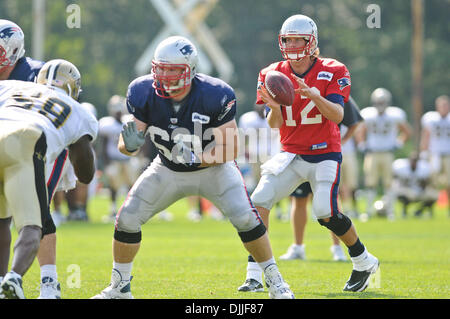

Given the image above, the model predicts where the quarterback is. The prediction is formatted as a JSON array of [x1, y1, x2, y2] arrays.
[[239, 14, 379, 294]]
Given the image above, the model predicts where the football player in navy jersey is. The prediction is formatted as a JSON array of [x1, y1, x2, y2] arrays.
[[92, 36, 294, 299], [0, 19, 71, 298]]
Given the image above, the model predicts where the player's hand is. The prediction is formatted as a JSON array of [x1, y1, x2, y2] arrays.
[[257, 83, 280, 110], [122, 121, 145, 153], [292, 74, 318, 100]]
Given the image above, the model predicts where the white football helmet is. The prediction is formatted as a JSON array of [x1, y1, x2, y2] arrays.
[[0, 19, 25, 71], [107, 95, 126, 117], [151, 36, 198, 98], [81, 102, 98, 119], [370, 88, 392, 112], [279, 14, 318, 61], [36, 59, 82, 100]]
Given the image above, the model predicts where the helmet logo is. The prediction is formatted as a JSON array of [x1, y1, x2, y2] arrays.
[[180, 44, 194, 57], [0, 27, 22, 40]]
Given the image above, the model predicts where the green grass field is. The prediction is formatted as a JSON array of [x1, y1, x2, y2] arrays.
[[13, 194, 450, 299]]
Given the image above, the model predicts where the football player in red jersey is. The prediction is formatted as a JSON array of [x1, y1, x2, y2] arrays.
[[238, 14, 379, 294]]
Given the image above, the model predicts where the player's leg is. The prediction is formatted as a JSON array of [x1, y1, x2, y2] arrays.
[[238, 161, 303, 291], [330, 231, 347, 261], [362, 153, 378, 219], [381, 153, 395, 219], [101, 161, 120, 222], [202, 162, 294, 299], [0, 184, 12, 284], [92, 160, 183, 299], [341, 152, 360, 217], [36, 150, 70, 299], [1, 128, 47, 298], [279, 183, 311, 260], [310, 160, 378, 292]]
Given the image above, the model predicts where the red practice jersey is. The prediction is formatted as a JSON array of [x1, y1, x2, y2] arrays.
[[256, 58, 351, 155]]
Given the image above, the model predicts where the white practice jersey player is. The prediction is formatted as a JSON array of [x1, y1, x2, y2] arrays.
[[360, 106, 407, 152], [238, 110, 280, 163], [421, 111, 450, 156], [392, 158, 438, 202], [99, 116, 129, 161], [0, 80, 98, 177]]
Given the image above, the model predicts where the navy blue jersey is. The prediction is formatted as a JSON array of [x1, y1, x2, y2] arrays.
[[127, 73, 237, 172], [8, 56, 44, 81]]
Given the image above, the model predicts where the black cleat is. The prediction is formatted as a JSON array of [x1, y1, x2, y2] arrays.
[[237, 278, 264, 292], [343, 260, 379, 292]]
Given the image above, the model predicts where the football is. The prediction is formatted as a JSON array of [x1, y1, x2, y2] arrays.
[[264, 70, 295, 106]]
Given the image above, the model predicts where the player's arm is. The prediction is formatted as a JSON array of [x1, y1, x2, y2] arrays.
[[354, 123, 367, 152], [68, 135, 96, 184], [199, 119, 239, 167], [118, 117, 148, 156], [293, 75, 343, 124], [257, 85, 284, 128], [341, 122, 361, 145], [420, 126, 431, 152], [397, 121, 412, 146]]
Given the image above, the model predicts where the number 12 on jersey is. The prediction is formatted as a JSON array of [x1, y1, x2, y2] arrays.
[[284, 87, 322, 126]]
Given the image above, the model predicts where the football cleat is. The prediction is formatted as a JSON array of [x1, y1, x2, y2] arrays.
[[279, 244, 306, 260], [331, 245, 348, 262], [264, 264, 295, 299], [343, 256, 379, 292], [91, 269, 133, 299], [38, 277, 61, 299], [1, 271, 25, 299], [237, 278, 264, 292]]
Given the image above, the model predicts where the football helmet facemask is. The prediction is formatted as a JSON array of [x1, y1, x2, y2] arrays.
[[0, 19, 25, 71], [279, 14, 318, 61], [36, 59, 82, 100], [151, 36, 198, 99]]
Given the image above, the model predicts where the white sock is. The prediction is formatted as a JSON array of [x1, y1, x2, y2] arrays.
[[41, 264, 57, 281], [113, 262, 132, 281], [350, 248, 374, 271], [258, 257, 276, 272], [246, 262, 263, 282]]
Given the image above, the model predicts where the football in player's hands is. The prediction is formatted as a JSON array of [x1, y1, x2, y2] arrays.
[[264, 70, 295, 106]]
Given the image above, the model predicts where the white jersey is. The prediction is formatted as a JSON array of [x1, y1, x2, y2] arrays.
[[238, 111, 280, 161], [421, 111, 450, 155], [340, 124, 356, 154], [0, 80, 98, 166], [99, 115, 129, 161], [392, 158, 431, 191], [361, 106, 407, 152]]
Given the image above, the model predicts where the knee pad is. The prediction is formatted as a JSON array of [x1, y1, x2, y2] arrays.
[[250, 178, 276, 210], [114, 229, 142, 244], [229, 208, 261, 233], [228, 209, 266, 243], [115, 208, 142, 235], [318, 212, 352, 237]]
